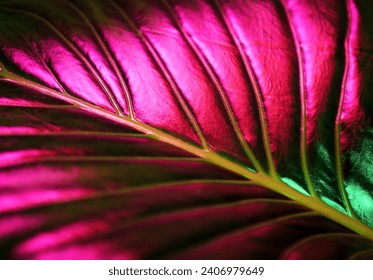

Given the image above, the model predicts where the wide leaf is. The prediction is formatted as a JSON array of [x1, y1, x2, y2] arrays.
[[0, 0, 372, 259]]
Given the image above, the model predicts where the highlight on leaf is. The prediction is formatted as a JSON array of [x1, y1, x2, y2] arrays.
[[0, 0, 372, 259]]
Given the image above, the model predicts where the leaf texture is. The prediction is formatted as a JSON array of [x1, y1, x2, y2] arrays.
[[0, 0, 372, 259]]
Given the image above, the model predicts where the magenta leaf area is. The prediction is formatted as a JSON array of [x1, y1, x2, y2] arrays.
[[0, 0, 372, 259]]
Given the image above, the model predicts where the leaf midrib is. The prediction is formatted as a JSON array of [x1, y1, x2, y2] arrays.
[[1, 65, 373, 242], [0, 0, 372, 243]]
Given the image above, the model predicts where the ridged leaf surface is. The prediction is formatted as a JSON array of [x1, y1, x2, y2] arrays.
[[0, 0, 372, 259]]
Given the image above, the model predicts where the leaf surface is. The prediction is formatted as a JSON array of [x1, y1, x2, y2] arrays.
[[0, 0, 372, 259]]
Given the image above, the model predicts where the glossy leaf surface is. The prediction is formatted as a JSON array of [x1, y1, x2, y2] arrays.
[[0, 0, 372, 259]]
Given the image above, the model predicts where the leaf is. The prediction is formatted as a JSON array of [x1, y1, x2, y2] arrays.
[[0, 0, 372, 259]]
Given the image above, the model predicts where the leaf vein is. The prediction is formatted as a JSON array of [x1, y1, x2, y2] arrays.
[[160, 0, 264, 172]]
